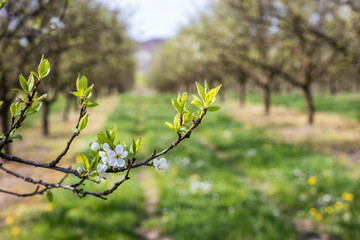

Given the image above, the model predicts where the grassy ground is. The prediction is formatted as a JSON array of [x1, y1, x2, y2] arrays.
[[1, 93, 360, 239], [232, 92, 360, 120]]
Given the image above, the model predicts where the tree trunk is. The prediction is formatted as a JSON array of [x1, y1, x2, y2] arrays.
[[263, 84, 271, 115], [0, 101, 11, 154], [42, 100, 50, 136], [238, 79, 246, 107], [302, 85, 315, 125], [329, 79, 337, 95]]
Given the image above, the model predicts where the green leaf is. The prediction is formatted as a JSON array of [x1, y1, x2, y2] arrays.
[[172, 98, 182, 113], [30, 71, 39, 79], [123, 141, 128, 152], [78, 114, 89, 130], [28, 73, 35, 91], [12, 134, 22, 140], [26, 102, 42, 115], [19, 74, 29, 93], [81, 154, 90, 170], [214, 84, 222, 95], [191, 99, 203, 109], [77, 75, 87, 93], [0, 133, 4, 140], [180, 92, 187, 108], [38, 57, 50, 78], [183, 111, 193, 124], [34, 94, 47, 101], [13, 88, 27, 94], [174, 114, 180, 130], [204, 80, 209, 95], [9, 128, 16, 138], [0, 101, 3, 106], [207, 105, 221, 112], [196, 82, 206, 100], [98, 131, 112, 146], [72, 128, 79, 133], [46, 190, 54, 202], [84, 84, 94, 99], [32, 102, 43, 112], [71, 91, 82, 97], [136, 137, 142, 153], [105, 128, 111, 140], [0, 0, 6, 9], [192, 95, 201, 102], [90, 156, 100, 172], [131, 139, 136, 154], [205, 89, 216, 105], [165, 122, 176, 131], [86, 102, 98, 107], [10, 103, 17, 116], [110, 125, 117, 142]]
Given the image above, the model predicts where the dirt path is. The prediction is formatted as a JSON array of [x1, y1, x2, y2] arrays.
[[135, 170, 171, 240], [0, 95, 119, 217]]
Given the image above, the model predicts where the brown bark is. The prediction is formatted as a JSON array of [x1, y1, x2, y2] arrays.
[[302, 85, 315, 125], [329, 79, 337, 95], [263, 84, 271, 116], [0, 100, 11, 154]]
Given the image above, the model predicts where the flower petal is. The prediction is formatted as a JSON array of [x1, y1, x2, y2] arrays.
[[160, 161, 168, 170], [102, 143, 110, 151], [97, 163, 105, 172], [117, 159, 126, 167], [90, 142, 100, 151], [107, 150, 116, 158], [99, 151, 106, 158], [121, 151, 128, 158], [109, 158, 117, 167], [115, 144, 124, 154], [102, 157, 109, 164], [153, 158, 159, 166]]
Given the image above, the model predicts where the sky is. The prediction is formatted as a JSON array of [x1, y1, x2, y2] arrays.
[[98, 0, 211, 42]]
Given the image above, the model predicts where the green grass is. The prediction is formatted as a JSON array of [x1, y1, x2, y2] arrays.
[[2, 93, 360, 239], [136, 95, 360, 239], [231, 92, 360, 120]]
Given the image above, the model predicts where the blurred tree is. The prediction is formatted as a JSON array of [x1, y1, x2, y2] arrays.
[[0, 0, 68, 151], [274, 0, 339, 124], [0, 0, 135, 137], [304, 0, 360, 91], [36, 0, 135, 135]]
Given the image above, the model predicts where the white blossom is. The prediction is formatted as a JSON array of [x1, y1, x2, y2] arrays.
[[102, 143, 110, 151], [99, 151, 109, 164], [97, 163, 108, 179], [109, 144, 127, 167], [90, 142, 100, 151], [153, 158, 167, 171]]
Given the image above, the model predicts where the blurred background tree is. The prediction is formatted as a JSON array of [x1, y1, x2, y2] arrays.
[[148, 0, 359, 124], [0, 0, 135, 140]]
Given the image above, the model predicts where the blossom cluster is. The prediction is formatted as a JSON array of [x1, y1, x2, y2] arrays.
[[90, 142, 128, 178]]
